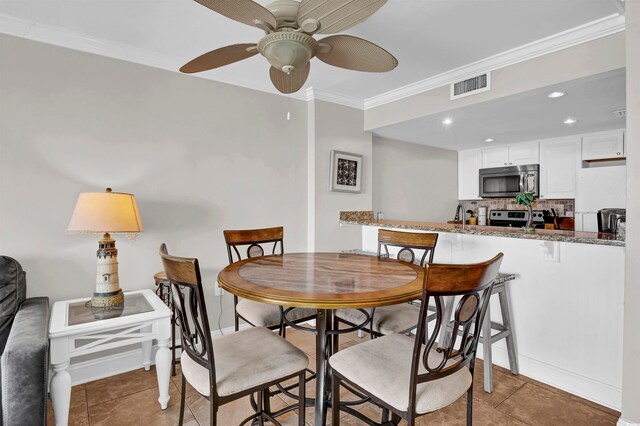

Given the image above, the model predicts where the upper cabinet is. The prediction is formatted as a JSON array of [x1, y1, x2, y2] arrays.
[[539, 137, 581, 199], [581, 130, 625, 161], [458, 149, 482, 200], [481, 143, 539, 168]]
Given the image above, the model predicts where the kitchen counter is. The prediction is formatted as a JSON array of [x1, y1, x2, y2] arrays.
[[339, 211, 624, 247], [346, 211, 625, 410]]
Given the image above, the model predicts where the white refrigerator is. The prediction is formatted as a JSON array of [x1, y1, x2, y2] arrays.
[[574, 165, 626, 232]]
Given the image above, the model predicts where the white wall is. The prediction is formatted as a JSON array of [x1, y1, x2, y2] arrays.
[[620, 1, 640, 424], [0, 35, 308, 328], [372, 136, 458, 221], [311, 100, 373, 252]]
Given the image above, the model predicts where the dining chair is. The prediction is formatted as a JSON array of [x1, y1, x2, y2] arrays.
[[330, 253, 504, 426], [223, 227, 316, 337], [336, 229, 438, 338], [159, 244, 308, 426]]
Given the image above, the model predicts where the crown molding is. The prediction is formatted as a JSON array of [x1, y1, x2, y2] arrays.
[[0, 14, 33, 35], [0, 12, 626, 111], [0, 13, 308, 102], [305, 88, 364, 109], [363, 13, 626, 110]]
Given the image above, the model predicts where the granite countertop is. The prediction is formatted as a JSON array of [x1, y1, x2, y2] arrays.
[[341, 249, 517, 284], [340, 211, 625, 247]]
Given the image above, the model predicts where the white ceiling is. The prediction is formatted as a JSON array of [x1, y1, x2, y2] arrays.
[[0, 0, 621, 100], [372, 68, 627, 150]]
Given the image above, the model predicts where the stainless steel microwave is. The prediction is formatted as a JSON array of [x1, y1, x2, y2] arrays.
[[479, 164, 539, 198]]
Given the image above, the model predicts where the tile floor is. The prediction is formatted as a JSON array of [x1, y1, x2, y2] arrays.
[[48, 328, 620, 426]]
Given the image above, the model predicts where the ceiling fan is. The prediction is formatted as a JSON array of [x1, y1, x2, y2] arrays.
[[180, 0, 398, 94]]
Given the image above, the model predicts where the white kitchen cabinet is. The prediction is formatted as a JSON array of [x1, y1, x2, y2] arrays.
[[582, 130, 625, 161], [458, 149, 481, 200], [539, 137, 581, 199], [481, 147, 510, 168], [482, 143, 539, 167], [509, 143, 540, 165]]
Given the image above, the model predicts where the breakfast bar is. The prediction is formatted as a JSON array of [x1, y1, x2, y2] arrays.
[[340, 211, 625, 411]]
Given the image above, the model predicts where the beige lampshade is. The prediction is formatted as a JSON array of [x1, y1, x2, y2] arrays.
[[67, 189, 143, 234]]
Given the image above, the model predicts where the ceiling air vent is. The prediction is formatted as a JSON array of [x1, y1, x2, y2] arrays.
[[612, 109, 626, 118], [450, 72, 491, 100]]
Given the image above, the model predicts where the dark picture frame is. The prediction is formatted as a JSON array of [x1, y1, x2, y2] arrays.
[[329, 150, 363, 193]]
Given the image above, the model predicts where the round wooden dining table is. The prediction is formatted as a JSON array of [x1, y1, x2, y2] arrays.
[[217, 252, 425, 426]]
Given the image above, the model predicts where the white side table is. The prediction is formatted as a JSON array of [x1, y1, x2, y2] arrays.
[[49, 289, 172, 426]]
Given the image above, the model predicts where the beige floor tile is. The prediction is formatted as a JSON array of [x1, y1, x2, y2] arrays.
[[473, 361, 527, 408], [48, 385, 90, 426], [85, 367, 159, 406], [496, 382, 618, 426], [188, 390, 303, 426], [170, 363, 199, 399], [569, 394, 621, 418], [88, 381, 195, 426]]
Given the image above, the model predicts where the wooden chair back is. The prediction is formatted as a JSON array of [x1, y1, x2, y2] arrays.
[[377, 229, 438, 266], [223, 226, 284, 264], [159, 244, 217, 399], [410, 253, 504, 398]]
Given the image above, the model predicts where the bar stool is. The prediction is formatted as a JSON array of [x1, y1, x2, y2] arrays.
[[482, 276, 519, 392], [442, 273, 519, 392], [154, 271, 181, 376]]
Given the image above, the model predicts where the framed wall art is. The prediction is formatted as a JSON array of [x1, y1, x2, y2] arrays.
[[329, 150, 363, 193]]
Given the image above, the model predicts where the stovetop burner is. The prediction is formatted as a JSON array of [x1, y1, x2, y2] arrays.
[[489, 209, 545, 228]]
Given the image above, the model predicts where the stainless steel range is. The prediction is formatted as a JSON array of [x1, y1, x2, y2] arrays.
[[489, 209, 545, 228]]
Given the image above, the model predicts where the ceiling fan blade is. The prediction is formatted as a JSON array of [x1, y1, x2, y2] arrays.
[[194, 0, 277, 30], [269, 62, 311, 94], [180, 44, 258, 74], [297, 0, 387, 34], [316, 35, 397, 72]]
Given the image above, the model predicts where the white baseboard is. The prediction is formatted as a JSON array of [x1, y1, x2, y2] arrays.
[[477, 343, 622, 411], [65, 323, 249, 386]]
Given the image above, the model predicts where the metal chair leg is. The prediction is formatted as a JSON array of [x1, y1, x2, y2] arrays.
[[466, 384, 473, 426], [381, 407, 390, 423], [234, 295, 240, 332], [256, 391, 264, 426], [482, 303, 493, 393], [171, 303, 177, 376], [332, 375, 341, 426], [210, 395, 217, 426], [298, 372, 306, 426], [499, 284, 520, 375], [179, 374, 186, 426]]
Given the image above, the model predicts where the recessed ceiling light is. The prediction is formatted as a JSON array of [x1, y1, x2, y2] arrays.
[[548, 91, 566, 98], [442, 118, 453, 125], [485, 138, 494, 142], [564, 117, 577, 125]]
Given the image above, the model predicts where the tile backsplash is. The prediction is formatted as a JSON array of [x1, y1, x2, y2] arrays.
[[461, 198, 575, 217]]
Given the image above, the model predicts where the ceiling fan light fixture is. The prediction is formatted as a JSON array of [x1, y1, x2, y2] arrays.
[[258, 32, 318, 73]]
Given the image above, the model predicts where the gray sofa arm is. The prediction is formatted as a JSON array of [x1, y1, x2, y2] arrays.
[[1, 297, 50, 426]]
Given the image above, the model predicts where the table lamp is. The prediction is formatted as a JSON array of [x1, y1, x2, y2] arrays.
[[67, 188, 143, 308]]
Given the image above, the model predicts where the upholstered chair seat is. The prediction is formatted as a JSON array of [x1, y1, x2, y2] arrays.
[[181, 327, 308, 397], [330, 333, 472, 414], [330, 253, 503, 426], [160, 244, 307, 426], [335, 303, 419, 335], [236, 300, 316, 328]]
